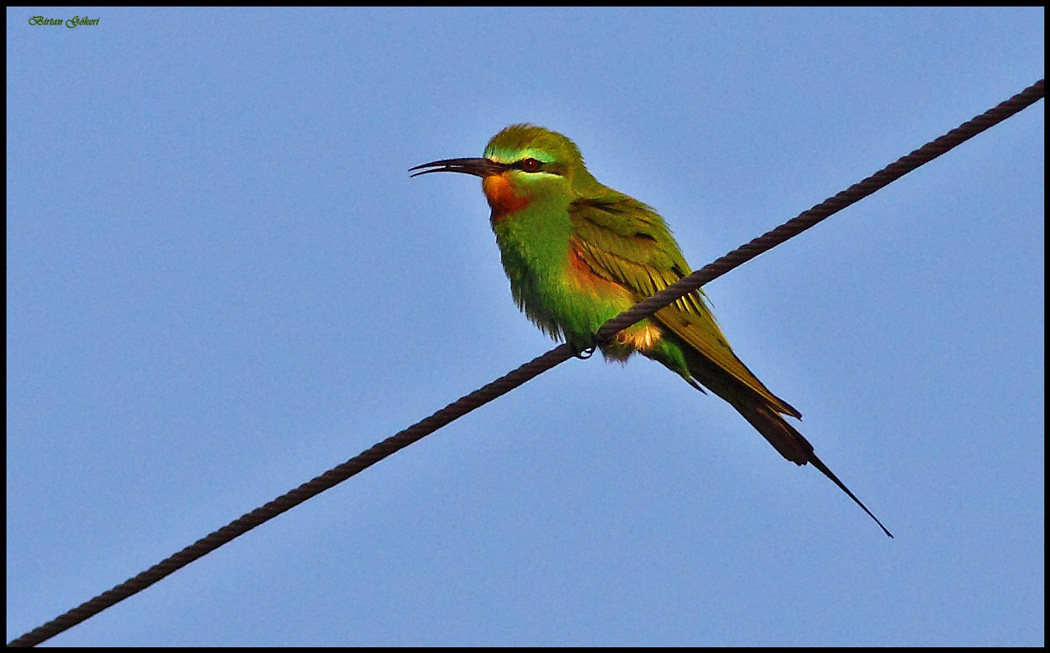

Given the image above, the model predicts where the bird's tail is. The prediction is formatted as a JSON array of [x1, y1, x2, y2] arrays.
[[724, 394, 813, 466], [724, 395, 894, 538], [646, 335, 892, 536]]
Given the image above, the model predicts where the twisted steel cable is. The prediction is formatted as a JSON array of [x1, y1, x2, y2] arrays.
[[595, 79, 1045, 343], [9, 78, 1042, 648]]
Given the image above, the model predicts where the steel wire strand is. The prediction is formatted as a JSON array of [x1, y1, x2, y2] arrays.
[[7, 343, 577, 648], [595, 78, 1045, 343]]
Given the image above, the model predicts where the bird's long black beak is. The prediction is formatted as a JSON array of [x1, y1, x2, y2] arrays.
[[410, 157, 504, 178]]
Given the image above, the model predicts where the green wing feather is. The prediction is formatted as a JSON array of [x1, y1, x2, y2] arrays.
[[568, 192, 800, 419]]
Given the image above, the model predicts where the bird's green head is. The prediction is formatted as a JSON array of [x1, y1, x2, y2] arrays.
[[411, 124, 601, 219]]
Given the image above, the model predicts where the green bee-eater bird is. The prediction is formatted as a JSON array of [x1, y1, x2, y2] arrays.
[[412, 124, 891, 538]]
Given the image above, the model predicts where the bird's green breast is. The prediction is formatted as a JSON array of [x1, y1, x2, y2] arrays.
[[490, 200, 639, 349]]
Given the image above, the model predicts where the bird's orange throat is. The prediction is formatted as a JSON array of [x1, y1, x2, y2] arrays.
[[483, 174, 529, 222]]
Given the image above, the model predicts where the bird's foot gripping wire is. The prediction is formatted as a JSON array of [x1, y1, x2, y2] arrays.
[[574, 343, 597, 360], [571, 335, 599, 360]]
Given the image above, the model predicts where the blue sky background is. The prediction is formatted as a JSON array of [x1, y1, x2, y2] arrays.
[[7, 7, 1043, 646]]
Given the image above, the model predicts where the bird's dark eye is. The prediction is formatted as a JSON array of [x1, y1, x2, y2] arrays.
[[519, 158, 542, 172]]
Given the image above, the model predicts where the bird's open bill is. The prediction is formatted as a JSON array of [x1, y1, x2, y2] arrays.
[[410, 157, 504, 178]]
